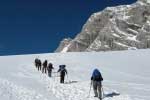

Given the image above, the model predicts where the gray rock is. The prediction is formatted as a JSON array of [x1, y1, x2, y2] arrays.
[[56, 0, 150, 52]]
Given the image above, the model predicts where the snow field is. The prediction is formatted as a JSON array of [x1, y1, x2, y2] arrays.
[[0, 49, 150, 100], [0, 78, 47, 100]]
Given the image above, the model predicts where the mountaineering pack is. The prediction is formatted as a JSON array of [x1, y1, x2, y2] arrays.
[[92, 69, 103, 81], [59, 65, 67, 76]]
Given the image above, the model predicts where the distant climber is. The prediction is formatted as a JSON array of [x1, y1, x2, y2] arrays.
[[57, 65, 67, 83], [91, 68, 103, 100], [34, 58, 42, 71], [42, 60, 48, 74], [34, 58, 39, 68], [37, 59, 42, 71], [47, 63, 54, 77]]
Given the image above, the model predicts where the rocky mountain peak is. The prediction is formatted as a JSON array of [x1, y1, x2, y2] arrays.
[[55, 0, 150, 52]]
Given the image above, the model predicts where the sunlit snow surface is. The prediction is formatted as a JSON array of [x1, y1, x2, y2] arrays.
[[0, 49, 150, 100]]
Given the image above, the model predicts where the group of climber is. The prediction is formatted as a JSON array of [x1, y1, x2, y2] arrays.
[[34, 58, 67, 84], [34, 58, 103, 100]]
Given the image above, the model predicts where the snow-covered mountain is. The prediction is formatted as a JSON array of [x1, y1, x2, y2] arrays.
[[56, 0, 150, 52], [0, 49, 150, 100]]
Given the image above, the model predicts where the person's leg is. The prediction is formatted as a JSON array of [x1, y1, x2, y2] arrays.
[[44, 67, 45, 73], [42, 67, 44, 73], [50, 71, 52, 77], [38, 64, 40, 71], [48, 71, 52, 77], [62, 76, 65, 83], [45, 67, 47, 74], [93, 81, 98, 97], [39, 66, 41, 71], [60, 76, 63, 83], [38, 65, 39, 71], [98, 82, 102, 100], [36, 63, 38, 68], [60, 75, 65, 83]]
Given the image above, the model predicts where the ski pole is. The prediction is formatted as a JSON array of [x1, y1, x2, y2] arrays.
[[87, 81, 92, 98]]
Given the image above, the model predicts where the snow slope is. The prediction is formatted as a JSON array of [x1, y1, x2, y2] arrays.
[[0, 49, 150, 100]]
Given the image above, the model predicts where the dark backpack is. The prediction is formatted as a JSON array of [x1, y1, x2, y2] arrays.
[[43, 60, 47, 67], [92, 69, 103, 81], [47, 63, 53, 71]]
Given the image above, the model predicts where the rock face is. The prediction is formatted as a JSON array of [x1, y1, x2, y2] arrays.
[[56, 0, 150, 52], [55, 38, 72, 52]]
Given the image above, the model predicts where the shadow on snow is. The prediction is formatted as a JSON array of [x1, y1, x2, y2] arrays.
[[103, 92, 120, 98]]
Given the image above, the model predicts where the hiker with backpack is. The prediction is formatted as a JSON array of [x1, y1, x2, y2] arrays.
[[42, 60, 48, 74], [34, 58, 39, 69], [57, 65, 67, 83], [91, 68, 103, 100], [34, 58, 42, 71], [47, 63, 54, 77], [37, 59, 42, 71]]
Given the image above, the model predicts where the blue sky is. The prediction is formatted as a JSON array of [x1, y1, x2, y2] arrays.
[[0, 0, 137, 55]]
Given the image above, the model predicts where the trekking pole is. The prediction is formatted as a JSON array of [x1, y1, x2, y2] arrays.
[[66, 74, 69, 83], [87, 81, 92, 98]]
